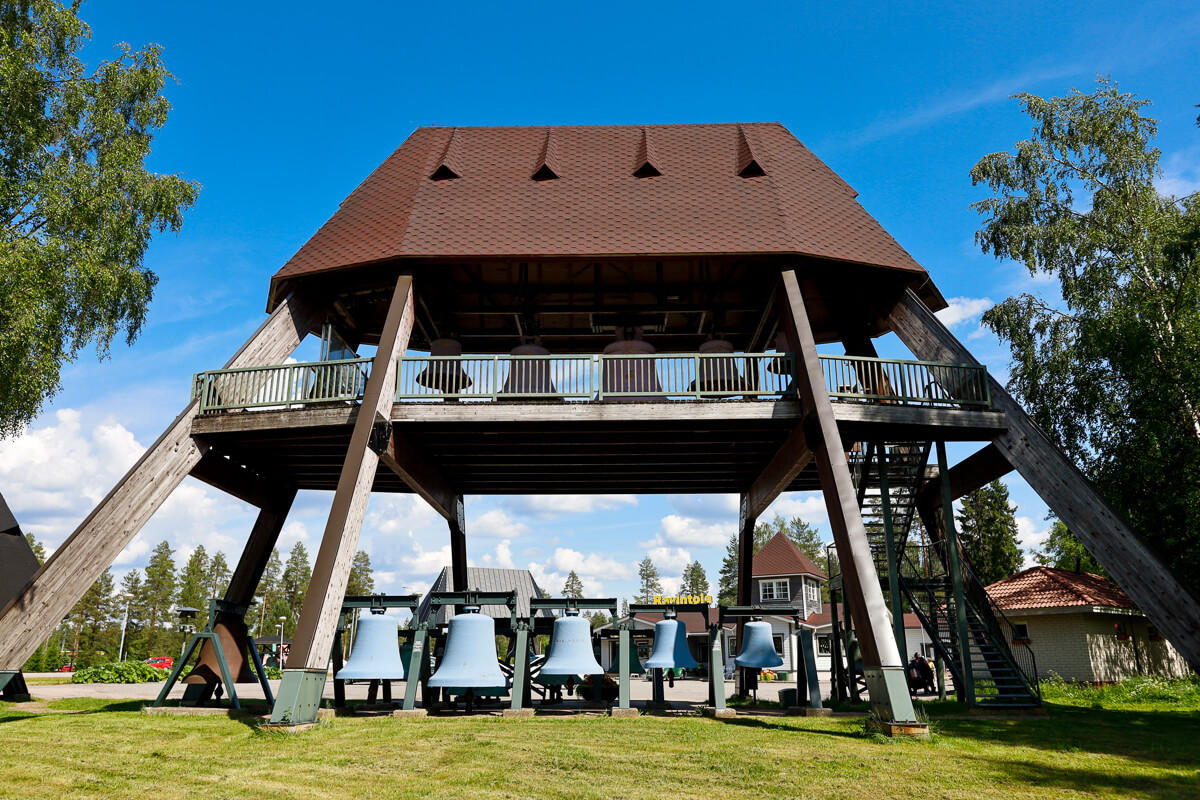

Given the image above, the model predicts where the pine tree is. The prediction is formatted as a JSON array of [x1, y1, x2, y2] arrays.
[[253, 549, 284, 636], [346, 550, 374, 597], [636, 557, 663, 604], [142, 541, 177, 655], [118, 570, 145, 661], [957, 480, 1024, 586], [680, 561, 710, 599], [620, 598, 630, 618], [206, 551, 231, 600], [281, 543, 311, 632], [177, 545, 209, 612], [24, 532, 45, 564], [561, 570, 584, 598], [73, 569, 115, 668], [717, 534, 740, 606]]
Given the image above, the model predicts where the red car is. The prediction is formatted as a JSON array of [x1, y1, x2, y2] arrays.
[[145, 656, 173, 670]]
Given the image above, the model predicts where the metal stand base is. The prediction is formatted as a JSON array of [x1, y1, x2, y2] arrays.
[[270, 669, 328, 725], [863, 666, 918, 724]]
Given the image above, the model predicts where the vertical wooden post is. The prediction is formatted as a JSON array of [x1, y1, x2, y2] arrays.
[[0, 294, 323, 671], [708, 625, 725, 711], [618, 625, 632, 710], [449, 496, 467, 592], [735, 493, 756, 696], [887, 287, 1200, 670], [271, 276, 414, 725], [225, 491, 297, 607], [777, 268, 917, 723]]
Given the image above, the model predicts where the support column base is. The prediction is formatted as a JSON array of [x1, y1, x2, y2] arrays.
[[787, 707, 833, 716], [269, 669, 327, 725], [502, 708, 535, 718], [702, 707, 737, 718], [866, 719, 931, 739], [610, 707, 640, 718], [863, 666, 918, 724]]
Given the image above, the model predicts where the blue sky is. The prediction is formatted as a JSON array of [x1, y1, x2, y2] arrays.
[[3, 1, 1198, 607]]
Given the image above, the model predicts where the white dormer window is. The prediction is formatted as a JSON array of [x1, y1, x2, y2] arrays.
[[805, 579, 820, 604], [759, 579, 789, 601]]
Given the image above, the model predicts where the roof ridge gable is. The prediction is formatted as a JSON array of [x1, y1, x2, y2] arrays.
[[633, 127, 663, 178], [735, 124, 767, 178], [532, 128, 562, 181], [429, 127, 464, 181]]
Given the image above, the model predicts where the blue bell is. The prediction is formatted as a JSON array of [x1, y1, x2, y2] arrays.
[[644, 613, 699, 670], [538, 610, 604, 684], [428, 606, 508, 691], [734, 617, 783, 669], [336, 612, 407, 681]]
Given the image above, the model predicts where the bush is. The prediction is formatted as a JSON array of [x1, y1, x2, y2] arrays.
[[71, 662, 168, 684]]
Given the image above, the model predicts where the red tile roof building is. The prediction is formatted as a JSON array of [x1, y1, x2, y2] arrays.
[[986, 566, 1135, 611], [752, 532, 826, 580]]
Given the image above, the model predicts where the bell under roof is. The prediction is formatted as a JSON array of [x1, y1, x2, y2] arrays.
[[272, 122, 927, 284]]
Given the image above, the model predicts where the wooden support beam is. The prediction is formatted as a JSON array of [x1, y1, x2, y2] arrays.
[[225, 490, 297, 607], [744, 423, 814, 521], [0, 293, 323, 670], [887, 287, 1200, 670], [189, 450, 295, 512], [284, 276, 414, 675], [379, 430, 459, 522], [916, 442, 1013, 513], [779, 269, 916, 723], [449, 497, 467, 593]]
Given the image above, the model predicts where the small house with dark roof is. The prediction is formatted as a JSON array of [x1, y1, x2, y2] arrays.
[[752, 532, 827, 620], [986, 566, 1190, 682]]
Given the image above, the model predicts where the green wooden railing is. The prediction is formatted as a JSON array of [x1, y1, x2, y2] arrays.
[[191, 352, 991, 415]]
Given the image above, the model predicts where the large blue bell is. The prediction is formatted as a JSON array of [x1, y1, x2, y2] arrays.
[[336, 612, 407, 680], [428, 606, 508, 691], [644, 613, 699, 670], [734, 617, 783, 669], [538, 610, 604, 684]]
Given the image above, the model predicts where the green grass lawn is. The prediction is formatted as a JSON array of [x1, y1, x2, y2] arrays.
[[0, 688, 1196, 800]]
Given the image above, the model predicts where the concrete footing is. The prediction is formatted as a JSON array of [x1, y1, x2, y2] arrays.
[[610, 707, 640, 718], [392, 709, 429, 719], [502, 708, 535, 718], [702, 707, 737, 718], [866, 719, 931, 739], [787, 707, 833, 716]]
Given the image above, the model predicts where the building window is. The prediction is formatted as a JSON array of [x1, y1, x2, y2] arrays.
[[759, 579, 789, 601], [1148, 626, 1163, 642], [772, 635, 784, 657], [1012, 622, 1030, 644], [805, 579, 820, 604], [817, 635, 831, 655]]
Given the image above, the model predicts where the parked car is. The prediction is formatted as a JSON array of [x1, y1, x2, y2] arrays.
[[145, 656, 173, 670], [56, 665, 73, 672]]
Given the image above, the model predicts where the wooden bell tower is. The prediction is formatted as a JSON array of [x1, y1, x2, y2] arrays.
[[1, 123, 1196, 726]]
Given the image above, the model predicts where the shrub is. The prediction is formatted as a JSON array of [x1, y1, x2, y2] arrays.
[[71, 661, 168, 684]]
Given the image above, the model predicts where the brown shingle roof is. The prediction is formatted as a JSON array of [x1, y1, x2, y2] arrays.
[[272, 123, 926, 281], [986, 566, 1136, 611], [752, 532, 827, 579]]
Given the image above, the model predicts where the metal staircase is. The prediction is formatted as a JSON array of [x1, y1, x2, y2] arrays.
[[849, 442, 1041, 708]]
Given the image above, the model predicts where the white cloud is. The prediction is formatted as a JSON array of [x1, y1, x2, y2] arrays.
[[666, 494, 739, 521], [529, 562, 606, 597], [656, 514, 731, 548], [1015, 516, 1051, 567], [763, 492, 828, 525], [469, 508, 530, 539], [479, 539, 516, 570], [936, 297, 994, 328], [1159, 143, 1200, 199], [659, 576, 682, 596], [548, 548, 633, 580], [647, 546, 692, 573], [497, 495, 637, 519]]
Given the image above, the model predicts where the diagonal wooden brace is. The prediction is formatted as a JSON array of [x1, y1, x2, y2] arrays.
[[0, 293, 323, 670], [272, 276, 415, 724]]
